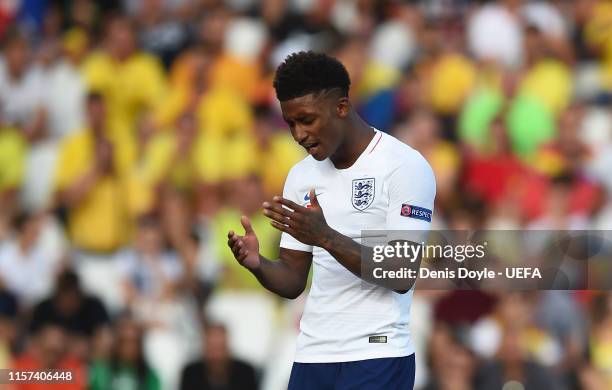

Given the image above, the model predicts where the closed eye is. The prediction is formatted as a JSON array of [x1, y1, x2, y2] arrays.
[[299, 117, 315, 125]]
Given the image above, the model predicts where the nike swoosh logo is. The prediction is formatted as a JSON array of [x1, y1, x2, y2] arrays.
[[304, 192, 325, 201]]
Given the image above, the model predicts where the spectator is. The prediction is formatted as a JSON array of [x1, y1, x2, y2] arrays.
[[527, 173, 594, 229], [42, 27, 88, 141], [133, 111, 204, 246], [0, 29, 47, 141], [0, 212, 58, 306], [115, 214, 183, 321], [424, 324, 476, 390], [395, 110, 460, 209], [470, 292, 564, 387], [81, 15, 167, 136], [11, 323, 87, 390], [89, 316, 161, 390], [29, 269, 110, 360], [157, 46, 257, 217], [54, 92, 136, 253], [135, 0, 190, 67], [474, 326, 563, 390], [462, 115, 531, 210], [179, 322, 258, 390]]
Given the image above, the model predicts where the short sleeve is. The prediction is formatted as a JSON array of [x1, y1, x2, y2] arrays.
[[385, 153, 436, 242], [279, 165, 313, 253]]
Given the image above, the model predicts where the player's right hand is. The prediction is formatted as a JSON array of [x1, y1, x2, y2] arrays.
[[227, 216, 261, 270]]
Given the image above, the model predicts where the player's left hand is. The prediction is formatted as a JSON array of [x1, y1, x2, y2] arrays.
[[263, 189, 333, 247]]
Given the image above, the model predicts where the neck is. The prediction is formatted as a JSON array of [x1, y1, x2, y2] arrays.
[[330, 113, 375, 169]]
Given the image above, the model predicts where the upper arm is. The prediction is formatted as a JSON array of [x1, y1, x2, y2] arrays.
[[386, 153, 436, 234], [384, 153, 436, 273]]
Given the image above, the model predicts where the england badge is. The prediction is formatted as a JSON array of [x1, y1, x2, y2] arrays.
[[352, 178, 375, 211]]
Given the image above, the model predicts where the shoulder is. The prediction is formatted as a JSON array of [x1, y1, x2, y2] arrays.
[[182, 360, 205, 375], [83, 295, 108, 315], [284, 155, 318, 183], [379, 132, 434, 177], [231, 359, 257, 375], [32, 297, 53, 314]]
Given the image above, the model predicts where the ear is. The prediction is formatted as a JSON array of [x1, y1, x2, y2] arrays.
[[336, 97, 350, 119]]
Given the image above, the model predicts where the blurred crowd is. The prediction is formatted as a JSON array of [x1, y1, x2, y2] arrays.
[[0, 0, 612, 389]]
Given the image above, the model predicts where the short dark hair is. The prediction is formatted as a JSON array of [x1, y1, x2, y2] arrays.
[[56, 269, 81, 294], [273, 51, 351, 102]]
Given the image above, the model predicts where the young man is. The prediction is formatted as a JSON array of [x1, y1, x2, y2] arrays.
[[227, 52, 435, 389]]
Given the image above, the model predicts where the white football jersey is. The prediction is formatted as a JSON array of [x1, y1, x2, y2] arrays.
[[280, 129, 436, 363]]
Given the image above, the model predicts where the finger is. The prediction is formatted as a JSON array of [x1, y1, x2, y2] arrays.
[[228, 230, 235, 239], [241, 216, 254, 234], [273, 196, 305, 212], [237, 242, 249, 259], [263, 201, 302, 220], [237, 249, 249, 262], [228, 235, 241, 248], [263, 208, 294, 226], [231, 240, 242, 256], [231, 238, 244, 254], [270, 220, 296, 236], [309, 188, 320, 208], [228, 233, 242, 246]]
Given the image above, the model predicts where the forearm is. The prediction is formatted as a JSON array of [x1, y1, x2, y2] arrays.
[[251, 256, 307, 299], [320, 229, 417, 292]]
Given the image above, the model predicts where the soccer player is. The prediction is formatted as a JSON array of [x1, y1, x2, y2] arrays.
[[227, 51, 435, 389]]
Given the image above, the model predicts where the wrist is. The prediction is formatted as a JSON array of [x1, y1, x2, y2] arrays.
[[248, 255, 263, 273], [319, 226, 336, 251]]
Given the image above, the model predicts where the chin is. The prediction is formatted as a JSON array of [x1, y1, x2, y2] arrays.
[[310, 148, 329, 161], [312, 152, 327, 161]]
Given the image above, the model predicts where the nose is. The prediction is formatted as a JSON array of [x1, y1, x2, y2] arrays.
[[292, 126, 308, 145]]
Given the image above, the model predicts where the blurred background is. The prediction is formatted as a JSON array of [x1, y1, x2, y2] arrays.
[[0, 0, 612, 389]]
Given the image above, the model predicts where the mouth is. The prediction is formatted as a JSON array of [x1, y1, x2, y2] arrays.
[[302, 142, 319, 154]]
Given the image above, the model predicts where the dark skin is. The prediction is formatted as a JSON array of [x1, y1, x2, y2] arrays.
[[227, 90, 415, 298]]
